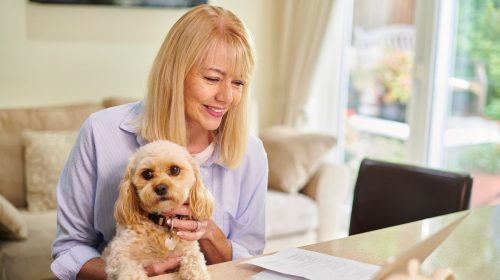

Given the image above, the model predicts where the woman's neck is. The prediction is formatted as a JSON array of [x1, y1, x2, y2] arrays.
[[186, 126, 212, 154]]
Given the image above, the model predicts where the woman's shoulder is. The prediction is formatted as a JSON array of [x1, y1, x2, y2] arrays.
[[87, 100, 143, 128], [91, 100, 142, 119], [213, 135, 266, 171], [247, 134, 265, 154], [76, 101, 142, 153], [242, 134, 267, 166]]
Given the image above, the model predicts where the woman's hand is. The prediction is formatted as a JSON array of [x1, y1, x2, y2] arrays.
[[144, 256, 182, 276], [163, 204, 209, 241], [163, 203, 232, 264]]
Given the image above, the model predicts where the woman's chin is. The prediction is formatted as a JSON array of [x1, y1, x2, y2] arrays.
[[202, 121, 223, 131]]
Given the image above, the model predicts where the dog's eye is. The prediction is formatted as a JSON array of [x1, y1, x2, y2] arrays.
[[141, 169, 154, 180], [169, 165, 180, 176]]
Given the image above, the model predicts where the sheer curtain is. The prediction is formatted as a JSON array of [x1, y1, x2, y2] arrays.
[[304, 0, 347, 135], [276, 0, 335, 126]]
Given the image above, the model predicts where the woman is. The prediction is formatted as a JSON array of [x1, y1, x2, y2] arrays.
[[51, 4, 268, 279]]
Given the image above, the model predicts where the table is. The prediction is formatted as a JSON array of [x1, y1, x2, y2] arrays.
[[152, 204, 500, 279]]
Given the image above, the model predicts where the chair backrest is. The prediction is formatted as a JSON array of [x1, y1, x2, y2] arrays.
[[349, 159, 472, 235]]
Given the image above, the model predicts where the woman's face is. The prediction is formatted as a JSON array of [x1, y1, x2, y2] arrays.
[[184, 44, 245, 132]]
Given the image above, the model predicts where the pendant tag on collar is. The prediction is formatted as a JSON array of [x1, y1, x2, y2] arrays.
[[165, 237, 177, 250]]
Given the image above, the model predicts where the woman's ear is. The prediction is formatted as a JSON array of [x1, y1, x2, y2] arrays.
[[188, 157, 215, 220], [114, 161, 142, 226]]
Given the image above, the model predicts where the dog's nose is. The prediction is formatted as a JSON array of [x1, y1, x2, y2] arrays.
[[154, 184, 168, 196]]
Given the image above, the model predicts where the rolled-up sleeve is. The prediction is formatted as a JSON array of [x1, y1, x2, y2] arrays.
[[51, 117, 101, 279], [51, 245, 100, 280]]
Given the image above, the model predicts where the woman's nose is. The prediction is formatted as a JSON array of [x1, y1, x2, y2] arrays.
[[216, 82, 233, 104]]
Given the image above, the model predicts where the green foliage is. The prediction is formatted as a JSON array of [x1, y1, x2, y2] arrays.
[[484, 99, 500, 119], [456, 143, 500, 173], [456, 0, 500, 119]]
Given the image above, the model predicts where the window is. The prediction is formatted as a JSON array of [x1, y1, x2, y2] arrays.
[[307, 0, 499, 210], [435, 0, 500, 206], [344, 0, 416, 173]]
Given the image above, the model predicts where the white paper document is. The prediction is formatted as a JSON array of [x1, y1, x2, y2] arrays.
[[242, 248, 380, 280]]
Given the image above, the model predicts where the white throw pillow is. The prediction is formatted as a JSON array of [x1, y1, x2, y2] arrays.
[[260, 126, 336, 193], [22, 130, 78, 212]]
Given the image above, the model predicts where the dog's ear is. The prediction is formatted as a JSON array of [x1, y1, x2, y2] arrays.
[[114, 159, 142, 226], [188, 157, 215, 220]]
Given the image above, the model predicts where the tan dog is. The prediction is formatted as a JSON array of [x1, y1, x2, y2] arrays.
[[103, 140, 214, 280]]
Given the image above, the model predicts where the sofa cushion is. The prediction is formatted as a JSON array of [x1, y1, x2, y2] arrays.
[[0, 210, 56, 280], [260, 126, 336, 193], [0, 102, 102, 208], [265, 190, 319, 238], [0, 194, 28, 240], [23, 130, 78, 212]]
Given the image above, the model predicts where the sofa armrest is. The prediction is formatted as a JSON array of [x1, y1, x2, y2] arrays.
[[300, 162, 351, 241]]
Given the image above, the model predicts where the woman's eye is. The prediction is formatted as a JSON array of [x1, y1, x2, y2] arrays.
[[233, 80, 245, 87], [141, 169, 154, 180], [204, 77, 220, 82], [170, 165, 180, 176]]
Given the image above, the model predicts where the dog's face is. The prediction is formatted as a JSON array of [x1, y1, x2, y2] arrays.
[[115, 140, 214, 226], [131, 140, 195, 213]]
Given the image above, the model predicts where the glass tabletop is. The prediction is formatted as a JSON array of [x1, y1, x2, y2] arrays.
[[303, 204, 500, 279]]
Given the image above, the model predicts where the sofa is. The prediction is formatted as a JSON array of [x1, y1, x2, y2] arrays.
[[0, 98, 350, 279]]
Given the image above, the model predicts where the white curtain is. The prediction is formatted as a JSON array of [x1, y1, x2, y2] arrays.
[[303, 0, 344, 135], [276, 0, 335, 126]]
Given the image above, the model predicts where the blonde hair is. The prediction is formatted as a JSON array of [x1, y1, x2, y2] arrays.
[[140, 4, 255, 168]]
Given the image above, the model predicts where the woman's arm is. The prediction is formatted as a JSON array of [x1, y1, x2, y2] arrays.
[[51, 118, 103, 279], [198, 220, 233, 264], [224, 138, 268, 259], [77, 258, 106, 280]]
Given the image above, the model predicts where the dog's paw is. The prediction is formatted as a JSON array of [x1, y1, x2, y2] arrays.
[[106, 261, 149, 280], [116, 270, 149, 280], [179, 267, 210, 280], [178, 254, 210, 280]]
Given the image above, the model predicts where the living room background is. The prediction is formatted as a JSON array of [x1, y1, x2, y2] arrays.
[[1, 0, 498, 220], [0, 0, 282, 131]]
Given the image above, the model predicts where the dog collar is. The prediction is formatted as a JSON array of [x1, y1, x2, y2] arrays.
[[147, 213, 170, 227]]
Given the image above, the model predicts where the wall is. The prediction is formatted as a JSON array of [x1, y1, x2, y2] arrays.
[[0, 0, 279, 130]]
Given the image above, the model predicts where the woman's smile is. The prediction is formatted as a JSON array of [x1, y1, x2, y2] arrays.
[[203, 105, 226, 118]]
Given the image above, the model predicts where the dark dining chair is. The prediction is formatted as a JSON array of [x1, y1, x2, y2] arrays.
[[349, 158, 473, 235]]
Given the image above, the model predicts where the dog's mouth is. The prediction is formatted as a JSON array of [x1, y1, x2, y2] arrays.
[[157, 195, 173, 202]]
